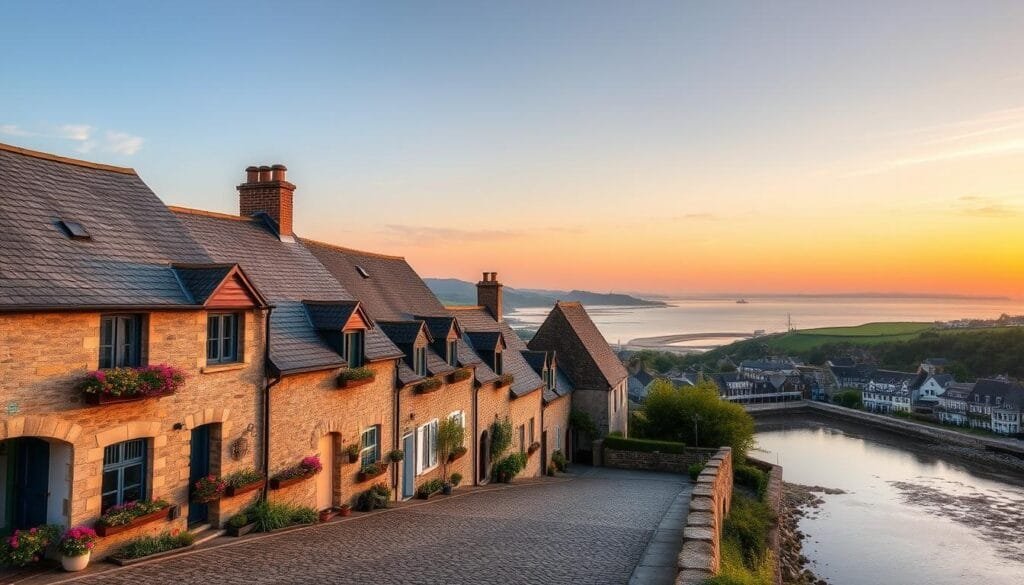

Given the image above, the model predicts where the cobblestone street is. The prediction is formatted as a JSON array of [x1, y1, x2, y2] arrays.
[[67, 468, 689, 585]]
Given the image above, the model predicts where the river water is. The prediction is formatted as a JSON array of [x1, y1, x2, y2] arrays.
[[754, 415, 1024, 585]]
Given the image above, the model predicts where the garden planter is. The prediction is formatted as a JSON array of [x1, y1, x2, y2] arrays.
[[269, 472, 315, 490], [527, 442, 541, 456], [338, 376, 374, 389], [109, 544, 196, 566], [227, 522, 257, 537], [84, 388, 174, 406], [448, 370, 472, 383], [224, 479, 265, 497], [94, 507, 170, 536], [415, 380, 443, 394], [318, 509, 335, 522], [61, 552, 90, 572], [356, 467, 387, 483], [338, 506, 352, 517], [441, 484, 453, 496], [348, 452, 360, 464], [417, 489, 440, 500], [447, 447, 467, 463]]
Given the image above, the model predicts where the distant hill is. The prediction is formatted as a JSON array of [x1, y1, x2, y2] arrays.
[[424, 278, 667, 310]]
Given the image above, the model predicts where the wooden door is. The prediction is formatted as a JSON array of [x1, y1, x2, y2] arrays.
[[316, 435, 335, 511]]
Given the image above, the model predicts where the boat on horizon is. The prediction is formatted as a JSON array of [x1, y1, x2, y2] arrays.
[[736, 299, 749, 304]]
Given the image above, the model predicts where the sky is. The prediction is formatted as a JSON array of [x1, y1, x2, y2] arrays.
[[2, 1, 1024, 298]]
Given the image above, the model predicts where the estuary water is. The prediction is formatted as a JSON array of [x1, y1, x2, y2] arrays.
[[755, 416, 1024, 585]]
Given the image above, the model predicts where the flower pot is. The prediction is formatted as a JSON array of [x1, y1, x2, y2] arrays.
[[442, 483, 453, 495], [318, 509, 334, 522], [347, 452, 360, 464], [339, 507, 352, 517], [61, 552, 90, 572]]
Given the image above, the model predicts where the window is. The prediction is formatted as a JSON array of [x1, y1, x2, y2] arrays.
[[417, 419, 438, 474], [547, 367, 556, 391], [207, 313, 240, 364], [413, 346, 427, 376], [343, 331, 364, 367], [517, 425, 525, 453], [360, 425, 380, 467], [529, 417, 535, 443], [494, 351, 504, 376], [446, 340, 459, 367], [102, 439, 147, 510], [99, 315, 142, 368], [449, 410, 465, 429]]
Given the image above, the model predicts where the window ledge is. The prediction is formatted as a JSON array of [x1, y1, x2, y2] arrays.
[[201, 362, 247, 374]]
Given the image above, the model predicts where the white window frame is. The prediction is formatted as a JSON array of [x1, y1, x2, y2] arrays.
[[360, 425, 380, 468], [555, 425, 562, 451], [416, 418, 439, 475]]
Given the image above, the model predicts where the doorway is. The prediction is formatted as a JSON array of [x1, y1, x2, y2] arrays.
[[188, 426, 211, 526], [540, 431, 548, 474], [478, 430, 490, 484], [401, 433, 415, 499], [1, 438, 49, 535], [316, 434, 336, 511]]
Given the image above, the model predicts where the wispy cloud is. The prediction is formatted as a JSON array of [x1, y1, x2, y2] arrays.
[[380, 224, 527, 246], [0, 122, 143, 156], [956, 195, 1020, 218]]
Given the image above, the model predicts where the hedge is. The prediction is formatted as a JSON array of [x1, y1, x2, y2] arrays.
[[603, 436, 686, 454]]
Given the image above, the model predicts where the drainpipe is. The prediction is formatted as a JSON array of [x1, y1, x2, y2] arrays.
[[393, 361, 400, 497], [260, 306, 278, 501], [472, 375, 479, 485]]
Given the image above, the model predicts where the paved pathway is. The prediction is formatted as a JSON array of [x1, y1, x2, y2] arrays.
[[65, 468, 689, 585]]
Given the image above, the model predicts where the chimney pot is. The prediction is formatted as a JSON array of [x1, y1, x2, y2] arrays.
[[476, 270, 503, 321], [258, 165, 272, 182], [239, 164, 295, 239], [245, 166, 259, 183], [271, 164, 287, 181]]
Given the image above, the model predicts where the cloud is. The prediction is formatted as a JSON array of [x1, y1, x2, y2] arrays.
[[0, 124, 33, 137], [380, 224, 527, 246], [58, 124, 93, 141], [0, 122, 143, 156], [104, 131, 143, 155], [956, 195, 1020, 218]]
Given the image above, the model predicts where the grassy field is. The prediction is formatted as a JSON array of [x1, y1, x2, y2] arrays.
[[764, 322, 934, 352]]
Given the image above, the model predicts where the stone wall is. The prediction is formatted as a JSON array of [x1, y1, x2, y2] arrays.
[[676, 447, 733, 585], [748, 457, 784, 585], [603, 444, 720, 473]]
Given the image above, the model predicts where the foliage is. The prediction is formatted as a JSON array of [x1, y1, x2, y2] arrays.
[[80, 364, 186, 397], [416, 377, 443, 393], [346, 443, 361, 458], [58, 526, 98, 557], [274, 456, 322, 481], [637, 380, 755, 460], [192, 475, 226, 503], [98, 499, 169, 527], [338, 366, 374, 383], [111, 532, 195, 560], [450, 472, 463, 487], [832, 389, 863, 409], [449, 368, 472, 382], [734, 465, 768, 499], [490, 417, 513, 458], [354, 483, 391, 512], [492, 452, 527, 483], [447, 445, 468, 461], [247, 500, 317, 532], [608, 431, 624, 438], [223, 467, 264, 488], [497, 373, 514, 387], [723, 493, 775, 564], [551, 450, 568, 472], [603, 435, 687, 454], [437, 417, 466, 482], [688, 462, 704, 481], [417, 478, 444, 498], [388, 449, 404, 462], [359, 461, 388, 478], [569, 409, 598, 438], [706, 536, 776, 585], [0, 525, 60, 567], [226, 513, 249, 529]]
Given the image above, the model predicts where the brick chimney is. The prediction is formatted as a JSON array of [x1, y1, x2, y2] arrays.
[[477, 272, 503, 322], [238, 163, 295, 240]]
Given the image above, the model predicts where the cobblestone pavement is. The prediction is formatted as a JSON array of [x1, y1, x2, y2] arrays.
[[70, 468, 689, 585]]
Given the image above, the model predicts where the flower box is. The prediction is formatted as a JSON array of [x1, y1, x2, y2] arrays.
[[84, 388, 175, 406], [527, 441, 541, 456], [269, 472, 315, 490], [338, 376, 374, 389], [356, 463, 388, 483], [448, 369, 472, 383], [80, 365, 186, 406], [447, 446, 468, 463], [224, 478, 265, 497], [415, 378, 443, 394], [227, 522, 257, 537], [337, 367, 375, 389], [94, 506, 170, 537]]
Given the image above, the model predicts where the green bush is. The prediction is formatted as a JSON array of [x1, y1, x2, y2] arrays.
[[569, 409, 597, 437], [223, 468, 263, 488], [338, 366, 374, 383], [734, 464, 769, 499], [492, 452, 527, 483], [638, 380, 755, 460], [449, 472, 463, 487], [603, 435, 687, 454], [490, 417, 513, 458], [226, 513, 249, 529], [833, 389, 863, 409], [893, 410, 910, 418], [551, 449, 568, 472], [417, 478, 444, 498], [354, 483, 391, 512], [688, 462, 704, 480], [112, 532, 195, 560], [724, 494, 775, 562], [247, 500, 317, 532]]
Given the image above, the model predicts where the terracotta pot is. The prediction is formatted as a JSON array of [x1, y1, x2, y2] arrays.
[[339, 507, 352, 517], [61, 552, 90, 572]]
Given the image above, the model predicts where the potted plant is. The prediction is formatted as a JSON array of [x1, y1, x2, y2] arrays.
[[415, 377, 443, 394], [447, 445, 468, 463], [318, 508, 335, 522], [0, 525, 59, 568], [191, 475, 226, 503], [226, 513, 256, 537], [527, 441, 541, 456], [388, 449, 404, 463], [356, 461, 388, 482], [345, 443, 361, 464], [551, 449, 568, 472], [338, 503, 352, 517], [337, 366, 375, 389], [436, 416, 465, 491], [416, 478, 444, 499], [58, 526, 97, 572], [94, 500, 171, 536], [80, 364, 186, 405], [223, 468, 266, 497], [450, 473, 463, 488]]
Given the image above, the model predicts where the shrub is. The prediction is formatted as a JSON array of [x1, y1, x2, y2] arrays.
[[223, 468, 263, 488], [688, 462, 704, 481], [546, 463, 556, 476], [639, 380, 755, 460], [437, 417, 466, 482], [247, 500, 317, 532], [227, 514, 249, 529], [603, 436, 687, 454], [833, 389, 863, 409], [416, 378, 443, 393], [290, 506, 318, 525], [111, 532, 195, 560], [354, 483, 391, 512], [0, 525, 60, 567], [417, 478, 444, 498], [447, 445, 468, 462], [449, 368, 472, 382], [345, 443, 361, 459], [388, 449, 404, 462], [98, 499, 169, 527], [58, 526, 98, 558], [192, 475, 226, 503], [490, 417, 513, 458], [551, 449, 568, 472], [893, 410, 911, 419], [80, 364, 186, 398], [723, 494, 775, 563], [734, 465, 769, 499], [449, 472, 463, 487], [492, 452, 527, 483], [569, 409, 598, 438], [338, 366, 374, 383]]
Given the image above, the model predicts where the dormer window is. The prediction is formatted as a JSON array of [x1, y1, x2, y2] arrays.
[[546, 366, 556, 391], [343, 330, 365, 367], [414, 346, 427, 376], [493, 350, 504, 376], [447, 340, 458, 367]]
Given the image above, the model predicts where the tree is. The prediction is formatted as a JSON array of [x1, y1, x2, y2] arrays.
[[437, 416, 465, 484], [638, 380, 755, 461]]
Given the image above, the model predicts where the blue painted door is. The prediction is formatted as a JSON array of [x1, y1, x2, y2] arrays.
[[402, 434, 415, 499], [188, 426, 210, 525], [12, 438, 49, 530]]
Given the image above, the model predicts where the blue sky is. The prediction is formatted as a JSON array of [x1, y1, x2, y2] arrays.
[[3, 1, 1024, 295]]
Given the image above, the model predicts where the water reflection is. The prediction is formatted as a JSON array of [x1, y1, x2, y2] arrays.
[[755, 416, 1024, 585]]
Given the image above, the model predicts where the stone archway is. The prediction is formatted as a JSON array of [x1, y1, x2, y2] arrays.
[[0, 416, 79, 533]]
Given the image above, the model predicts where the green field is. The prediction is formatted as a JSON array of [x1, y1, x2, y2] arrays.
[[764, 322, 934, 352]]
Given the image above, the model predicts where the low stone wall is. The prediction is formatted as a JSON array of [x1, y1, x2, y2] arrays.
[[676, 446, 733, 585], [748, 457, 784, 585], [602, 444, 720, 473]]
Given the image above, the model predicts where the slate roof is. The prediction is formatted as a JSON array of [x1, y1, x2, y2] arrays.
[[528, 301, 628, 390], [449, 306, 544, 398], [303, 300, 361, 330], [171, 207, 402, 373], [969, 378, 1024, 408], [0, 143, 217, 310], [172, 264, 234, 304], [633, 369, 656, 387], [378, 321, 430, 345]]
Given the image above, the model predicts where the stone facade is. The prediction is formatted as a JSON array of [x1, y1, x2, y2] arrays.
[[0, 308, 266, 557], [603, 446, 720, 474], [542, 394, 571, 466], [677, 447, 733, 585]]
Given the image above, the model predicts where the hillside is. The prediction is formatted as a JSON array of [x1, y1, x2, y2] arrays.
[[425, 278, 666, 310]]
